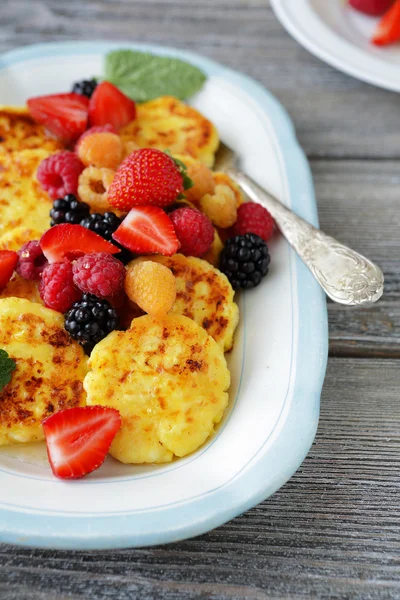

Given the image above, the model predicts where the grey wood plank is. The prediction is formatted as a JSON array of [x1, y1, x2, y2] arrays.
[[1, 358, 400, 600], [1, 1, 400, 159]]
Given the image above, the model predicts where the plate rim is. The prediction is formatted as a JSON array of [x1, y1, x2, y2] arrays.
[[271, 0, 400, 92], [0, 40, 328, 549]]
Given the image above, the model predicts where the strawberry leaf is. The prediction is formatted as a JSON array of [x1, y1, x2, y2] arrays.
[[169, 154, 194, 191], [0, 349, 16, 391]]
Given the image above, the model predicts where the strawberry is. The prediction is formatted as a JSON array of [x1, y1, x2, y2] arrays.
[[372, 0, 400, 45], [88, 81, 136, 131], [42, 406, 121, 479], [108, 148, 184, 211], [40, 224, 120, 264], [112, 206, 180, 256], [349, 0, 394, 15], [0, 250, 18, 290], [27, 93, 89, 143]]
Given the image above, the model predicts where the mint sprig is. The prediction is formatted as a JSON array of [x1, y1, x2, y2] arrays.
[[104, 50, 207, 103], [0, 349, 16, 391]]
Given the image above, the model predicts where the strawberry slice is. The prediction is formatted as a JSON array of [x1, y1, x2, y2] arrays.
[[372, 0, 400, 45], [349, 0, 394, 16], [42, 406, 121, 479], [89, 82, 136, 131], [0, 250, 18, 290], [112, 206, 180, 256], [27, 93, 89, 143], [40, 224, 120, 263]]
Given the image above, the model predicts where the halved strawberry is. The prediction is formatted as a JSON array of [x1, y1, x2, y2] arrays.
[[42, 406, 121, 479], [40, 224, 120, 263], [112, 206, 180, 256], [88, 82, 136, 131], [0, 250, 18, 290], [349, 0, 394, 16], [372, 0, 400, 45], [27, 93, 89, 143]]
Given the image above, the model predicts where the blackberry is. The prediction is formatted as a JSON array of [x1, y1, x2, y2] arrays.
[[64, 293, 119, 354], [50, 194, 90, 226], [219, 233, 270, 290], [80, 212, 133, 264], [71, 79, 98, 98]]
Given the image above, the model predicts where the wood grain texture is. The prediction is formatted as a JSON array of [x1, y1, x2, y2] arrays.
[[1, 359, 400, 600]]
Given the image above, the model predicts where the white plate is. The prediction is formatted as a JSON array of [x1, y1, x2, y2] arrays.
[[271, 0, 400, 91], [0, 41, 328, 549]]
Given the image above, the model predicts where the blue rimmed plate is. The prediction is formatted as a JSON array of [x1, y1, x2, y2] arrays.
[[0, 41, 328, 550]]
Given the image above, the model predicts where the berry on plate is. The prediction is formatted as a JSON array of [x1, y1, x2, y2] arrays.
[[71, 78, 98, 99], [372, 0, 400, 45], [42, 405, 121, 479], [50, 194, 90, 226], [77, 166, 116, 213], [27, 92, 89, 143], [80, 212, 132, 265], [75, 124, 117, 151], [39, 261, 82, 313], [107, 148, 184, 211], [125, 260, 177, 318], [349, 0, 394, 15], [72, 252, 126, 297], [169, 207, 214, 257], [232, 202, 275, 242], [219, 233, 270, 290], [37, 151, 85, 201], [199, 184, 237, 229], [77, 132, 123, 170], [16, 241, 47, 281], [40, 223, 121, 263], [89, 81, 136, 131], [112, 206, 180, 256], [0, 250, 18, 290]]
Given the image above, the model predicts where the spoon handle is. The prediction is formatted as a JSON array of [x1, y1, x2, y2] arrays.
[[227, 168, 384, 306]]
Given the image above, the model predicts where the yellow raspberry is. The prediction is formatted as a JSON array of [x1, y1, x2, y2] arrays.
[[77, 166, 116, 213], [213, 172, 245, 207], [184, 160, 215, 203], [125, 261, 177, 319], [199, 184, 237, 228], [77, 132, 123, 170]]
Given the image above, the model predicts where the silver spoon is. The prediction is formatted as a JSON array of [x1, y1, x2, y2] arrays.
[[214, 143, 384, 306]]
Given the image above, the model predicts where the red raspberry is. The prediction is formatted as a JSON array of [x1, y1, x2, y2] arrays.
[[16, 241, 48, 281], [37, 151, 85, 200], [170, 207, 214, 257], [72, 252, 126, 298], [40, 262, 82, 313], [233, 202, 275, 242], [75, 124, 117, 151]]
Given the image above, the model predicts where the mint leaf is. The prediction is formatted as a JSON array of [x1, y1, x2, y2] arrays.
[[0, 349, 16, 391], [104, 50, 207, 103]]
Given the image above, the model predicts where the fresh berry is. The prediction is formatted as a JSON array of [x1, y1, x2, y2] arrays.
[[75, 124, 117, 151], [71, 79, 98, 99], [42, 405, 121, 480], [27, 93, 89, 143], [219, 233, 270, 290], [112, 206, 179, 256], [0, 250, 18, 290], [125, 260, 176, 318], [40, 224, 120, 264], [107, 148, 184, 211], [77, 132, 122, 170], [80, 212, 132, 264], [72, 252, 126, 298], [64, 293, 119, 353], [89, 81, 136, 131], [39, 261, 82, 312], [185, 161, 215, 203], [200, 184, 237, 229], [349, 0, 394, 16], [169, 207, 214, 257], [16, 241, 47, 281], [50, 194, 90, 226], [77, 166, 115, 213], [232, 202, 275, 242], [372, 0, 400, 45], [37, 151, 85, 201]]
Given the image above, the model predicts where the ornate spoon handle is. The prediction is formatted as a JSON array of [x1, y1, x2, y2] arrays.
[[227, 168, 384, 306]]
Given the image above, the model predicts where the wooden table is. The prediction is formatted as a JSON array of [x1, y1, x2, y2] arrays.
[[1, 1, 399, 598]]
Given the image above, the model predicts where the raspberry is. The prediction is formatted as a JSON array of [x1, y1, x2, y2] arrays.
[[77, 132, 123, 170], [77, 166, 115, 213], [184, 159, 215, 203], [40, 262, 82, 313], [37, 151, 85, 201], [125, 260, 176, 319], [233, 202, 275, 242], [169, 207, 214, 257], [75, 124, 117, 150], [16, 241, 48, 281], [72, 252, 126, 298], [199, 184, 237, 228]]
